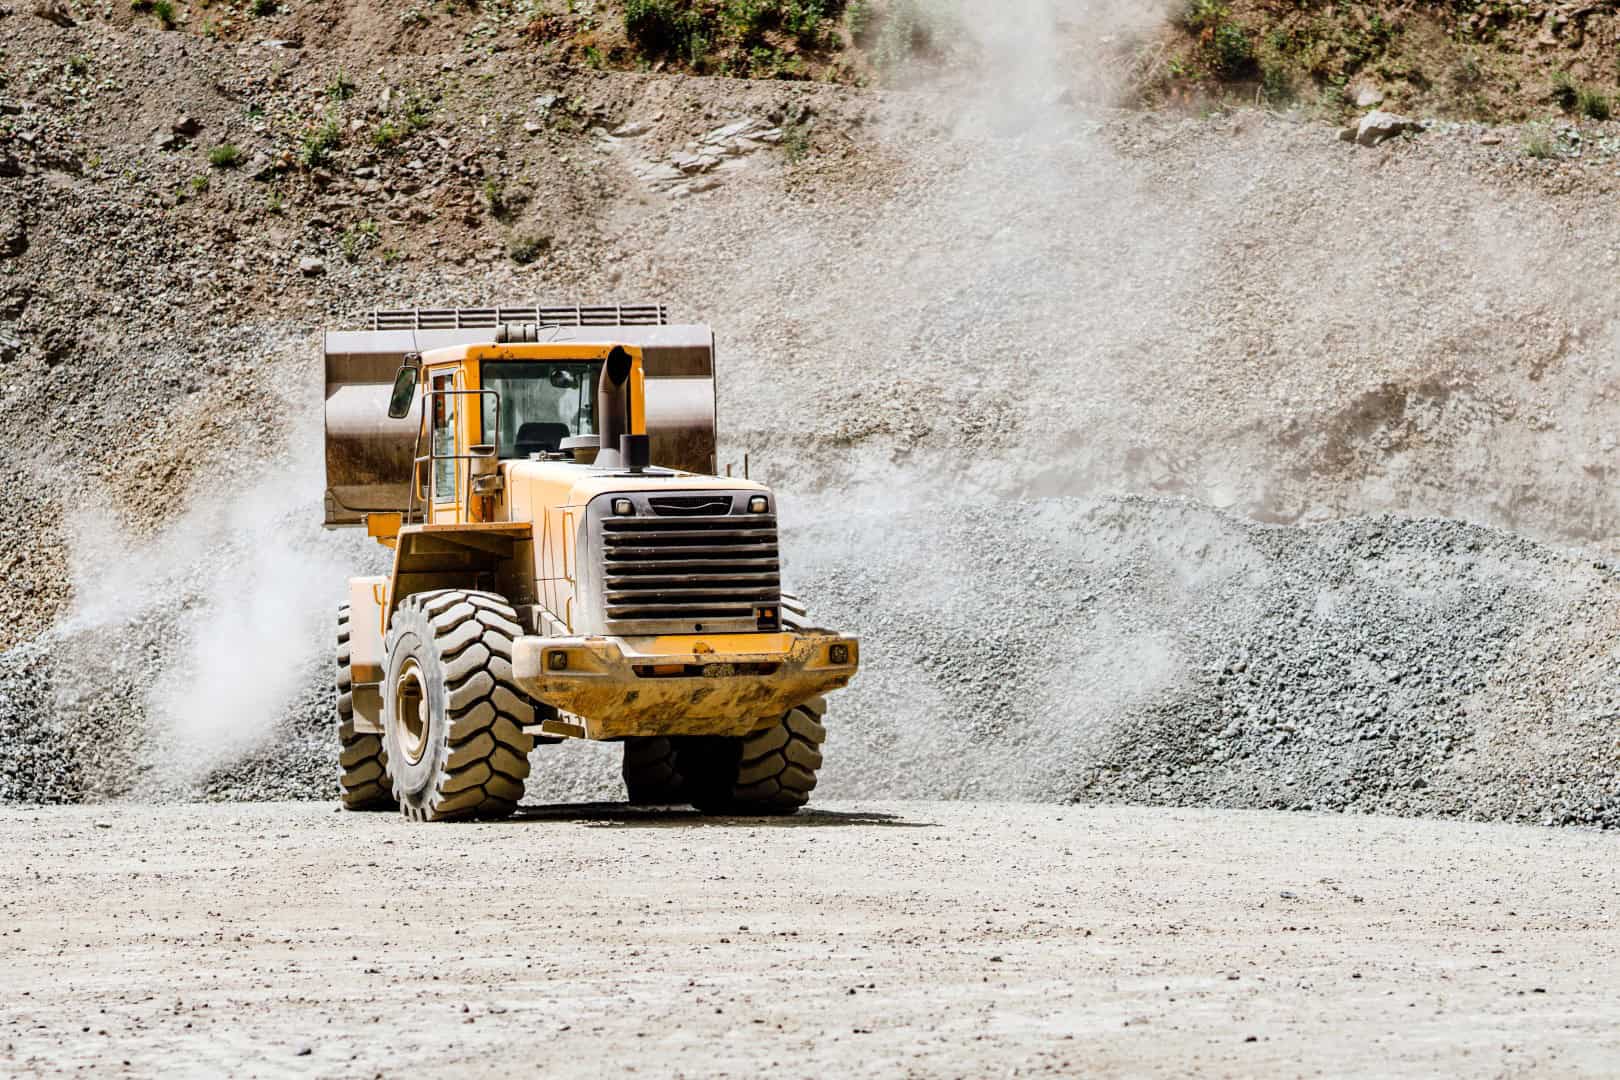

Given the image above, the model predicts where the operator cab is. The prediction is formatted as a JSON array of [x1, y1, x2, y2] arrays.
[[480, 359, 600, 459]]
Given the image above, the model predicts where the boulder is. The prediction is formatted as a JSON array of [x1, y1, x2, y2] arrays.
[[1355, 111, 1422, 147], [32, 0, 72, 26], [247, 152, 279, 180], [0, 212, 24, 257]]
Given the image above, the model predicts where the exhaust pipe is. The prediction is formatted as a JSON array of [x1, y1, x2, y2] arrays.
[[593, 346, 633, 469]]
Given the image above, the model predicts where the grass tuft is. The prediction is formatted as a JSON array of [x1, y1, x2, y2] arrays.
[[1522, 125, 1558, 160], [300, 111, 341, 168], [207, 143, 242, 168], [1578, 87, 1611, 122]]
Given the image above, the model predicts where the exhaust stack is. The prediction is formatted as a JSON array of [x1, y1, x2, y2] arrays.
[[593, 346, 633, 469]]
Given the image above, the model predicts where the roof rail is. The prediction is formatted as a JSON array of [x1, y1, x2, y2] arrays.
[[368, 303, 670, 331]]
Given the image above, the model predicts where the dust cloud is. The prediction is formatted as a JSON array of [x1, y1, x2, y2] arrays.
[[748, 0, 1206, 801], [53, 358, 379, 791]]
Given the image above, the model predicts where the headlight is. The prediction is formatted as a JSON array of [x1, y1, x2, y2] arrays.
[[748, 495, 769, 513], [612, 498, 634, 515]]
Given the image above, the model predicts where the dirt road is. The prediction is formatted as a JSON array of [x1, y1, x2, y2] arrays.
[[0, 802, 1615, 1078]]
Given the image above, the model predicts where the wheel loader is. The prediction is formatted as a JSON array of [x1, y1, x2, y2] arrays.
[[323, 304, 858, 821]]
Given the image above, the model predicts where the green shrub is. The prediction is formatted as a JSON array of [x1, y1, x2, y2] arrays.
[[720, 0, 830, 42], [1551, 70, 1577, 110], [1578, 87, 1611, 121], [1174, 0, 1226, 33], [1449, 50, 1483, 92], [208, 143, 242, 168], [327, 72, 356, 103], [252, 0, 275, 16], [1208, 21, 1253, 77], [507, 231, 551, 265], [371, 120, 405, 149], [402, 92, 434, 130], [624, 0, 708, 65], [1260, 59, 1291, 104], [340, 220, 378, 263], [131, 0, 176, 26]]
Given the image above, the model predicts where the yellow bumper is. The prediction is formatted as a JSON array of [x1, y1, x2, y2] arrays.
[[510, 631, 859, 740]]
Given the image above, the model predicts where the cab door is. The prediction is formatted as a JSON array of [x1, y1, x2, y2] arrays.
[[427, 367, 462, 524]]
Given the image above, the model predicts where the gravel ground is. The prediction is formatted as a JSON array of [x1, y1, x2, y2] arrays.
[[1, 801, 1615, 1078]]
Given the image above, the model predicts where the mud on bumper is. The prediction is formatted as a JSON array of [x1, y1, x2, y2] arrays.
[[511, 632, 858, 739]]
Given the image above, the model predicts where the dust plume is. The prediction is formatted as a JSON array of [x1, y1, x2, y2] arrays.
[[48, 347, 379, 795], [718, 0, 1202, 800]]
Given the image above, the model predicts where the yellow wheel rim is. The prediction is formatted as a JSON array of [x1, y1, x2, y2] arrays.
[[394, 658, 429, 766]]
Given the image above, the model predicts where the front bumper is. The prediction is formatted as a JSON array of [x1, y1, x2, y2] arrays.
[[510, 631, 859, 739]]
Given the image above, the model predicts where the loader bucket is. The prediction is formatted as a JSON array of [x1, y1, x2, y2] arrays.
[[322, 306, 718, 528]]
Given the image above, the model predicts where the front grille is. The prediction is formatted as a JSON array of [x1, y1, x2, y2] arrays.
[[600, 513, 780, 631]]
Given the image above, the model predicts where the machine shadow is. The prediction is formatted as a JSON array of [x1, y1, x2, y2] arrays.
[[504, 802, 936, 829]]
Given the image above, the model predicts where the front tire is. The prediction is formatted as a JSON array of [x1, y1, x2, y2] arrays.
[[382, 590, 536, 822], [678, 699, 828, 815]]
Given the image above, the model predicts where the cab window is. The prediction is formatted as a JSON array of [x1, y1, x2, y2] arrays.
[[481, 361, 600, 459], [431, 372, 456, 503]]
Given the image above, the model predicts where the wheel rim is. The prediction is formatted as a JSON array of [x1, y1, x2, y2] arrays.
[[394, 658, 429, 766]]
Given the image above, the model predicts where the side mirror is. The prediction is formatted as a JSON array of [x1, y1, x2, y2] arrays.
[[386, 357, 420, 420]]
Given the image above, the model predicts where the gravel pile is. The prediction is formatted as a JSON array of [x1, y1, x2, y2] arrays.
[[788, 495, 1620, 828], [0, 640, 83, 803]]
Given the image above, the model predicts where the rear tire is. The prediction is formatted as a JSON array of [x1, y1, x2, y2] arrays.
[[678, 698, 828, 815], [382, 590, 536, 822], [337, 604, 394, 810], [622, 737, 684, 804]]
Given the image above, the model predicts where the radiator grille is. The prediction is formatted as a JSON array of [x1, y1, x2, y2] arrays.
[[600, 513, 780, 632]]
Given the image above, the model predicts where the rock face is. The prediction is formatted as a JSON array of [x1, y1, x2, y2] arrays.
[[627, 115, 786, 195], [1356, 110, 1423, 146]]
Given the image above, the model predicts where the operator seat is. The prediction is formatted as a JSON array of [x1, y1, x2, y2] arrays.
[[514, 421, 572, 458]]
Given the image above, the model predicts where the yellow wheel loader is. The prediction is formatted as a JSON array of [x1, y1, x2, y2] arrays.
[[323, 305, 858, 821]]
